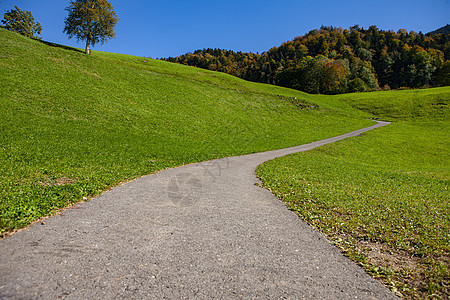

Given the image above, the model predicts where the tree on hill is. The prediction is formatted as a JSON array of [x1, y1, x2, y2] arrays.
[[1, 6, 42, 39], [275, 56, 350, 94], [63, 0, 118, 55]]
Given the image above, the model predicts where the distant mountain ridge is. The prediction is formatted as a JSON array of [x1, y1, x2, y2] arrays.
[[166, 25, 450, 94], [428, 24, 450, 35]]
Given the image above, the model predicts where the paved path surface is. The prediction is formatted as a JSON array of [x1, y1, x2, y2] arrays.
[[0, 122, 397, 299]]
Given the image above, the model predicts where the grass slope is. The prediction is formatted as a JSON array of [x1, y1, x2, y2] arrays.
[[0, 28, 372, 235], [257, 89, 450, 299]]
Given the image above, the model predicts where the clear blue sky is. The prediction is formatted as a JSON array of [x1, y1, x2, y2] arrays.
[[1, 0, 449, 58]]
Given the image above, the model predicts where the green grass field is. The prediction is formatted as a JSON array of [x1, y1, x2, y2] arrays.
[[0, 28, 372, 235], [257, 91, 449, 298]]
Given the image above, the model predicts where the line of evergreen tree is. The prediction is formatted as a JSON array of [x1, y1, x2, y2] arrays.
[[165, 25, 450, 94]]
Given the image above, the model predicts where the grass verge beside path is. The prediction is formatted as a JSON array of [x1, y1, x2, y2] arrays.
[[257, 117, 449, 298]]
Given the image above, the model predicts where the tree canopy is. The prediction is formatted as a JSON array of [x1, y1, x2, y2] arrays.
[[63, 0, 118, 55], [166, 25, 449, 94], [1, 6, 42, 39]]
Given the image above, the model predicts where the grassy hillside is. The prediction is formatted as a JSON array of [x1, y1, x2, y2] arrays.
[[257, 89, 450, 299], [0, 28, 372, 235], [333, 88, 449, 121]]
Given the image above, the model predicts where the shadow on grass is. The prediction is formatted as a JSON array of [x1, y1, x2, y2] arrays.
[[38, 40, 84, 54]]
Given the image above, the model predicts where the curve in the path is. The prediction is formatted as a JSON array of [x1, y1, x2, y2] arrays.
[[0, 121, 397, 299]]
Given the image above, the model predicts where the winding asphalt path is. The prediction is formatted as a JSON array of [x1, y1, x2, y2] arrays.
[[0, 121, 397, 299]]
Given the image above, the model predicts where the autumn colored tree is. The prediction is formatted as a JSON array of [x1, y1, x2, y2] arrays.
[[321, 60, 348, 94], [274, 56, 348, 94], [1, 6, 42, 39], [63, 0, 118, 55]]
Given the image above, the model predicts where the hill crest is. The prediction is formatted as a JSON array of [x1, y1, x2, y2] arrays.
[[428, 24, 450, 35]]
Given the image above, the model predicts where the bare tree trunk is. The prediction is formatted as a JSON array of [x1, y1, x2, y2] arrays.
[[85, 37, 90, 55]]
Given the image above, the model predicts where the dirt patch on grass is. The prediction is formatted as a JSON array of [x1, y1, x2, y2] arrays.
[[80, 69, 100, 77], [327, 232, 449, 299], [47, 56, 74, 66], [36, 177, 75, 187], [362, 240, 421, 271]]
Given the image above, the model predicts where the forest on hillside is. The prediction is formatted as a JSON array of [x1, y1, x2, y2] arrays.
[[165, 25, 450, 94]]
